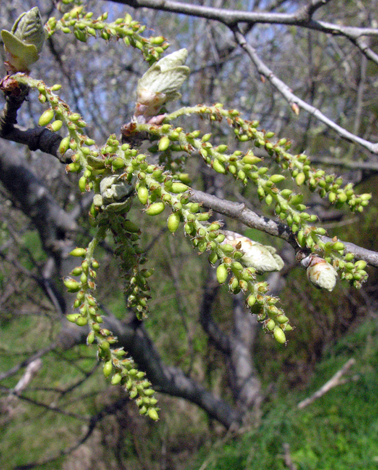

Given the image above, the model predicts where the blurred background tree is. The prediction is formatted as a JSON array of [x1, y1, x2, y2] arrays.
[[1, 0, 378, 469]]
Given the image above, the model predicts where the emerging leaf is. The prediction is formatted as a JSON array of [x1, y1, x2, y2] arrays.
[[135, 49, 190, 120], [301, 254, 338, 292], [1, 7, 45, 73], [222, 231, 284, 273]]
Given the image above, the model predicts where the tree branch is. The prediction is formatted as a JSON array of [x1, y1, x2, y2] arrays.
[[297, 358, 356, 409], [114, 0, 378, 153], [189, 189, 378, 267], [0, 146, 77, 258], [114, 0, 378, 62], [199, 266, 231, 355], [232, 27, 378, 155], [0, 79, 73, 163], [58, 313, 243, 428], [11, 396, 130, 470]]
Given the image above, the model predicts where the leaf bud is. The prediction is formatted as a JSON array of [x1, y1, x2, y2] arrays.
[[111, 157, 125, 170], [87, 331, 95, 344], [70, 247, 87, 257], [78, 176, 87, 193], [213, 159, 226, 174], [89, 259, 99, 270], [355, 260, 367, 270], [247, 294, 256, 307], [257, 187, 265, 199], [228, 276, 239, 292], [76, 316, 88, 326], [231, 261, 243, 271], [63, 277, 80, 292], [146, 408, 158, 421], [273, 326, 286, 344], [170, 182, 188, 193], [241, 268, 254, 281], [242, 154, 261, 165], [38, 109, 54, 126], [158, 136, 170, 151], [221, 244, 234, 254], [216, 144, 228, 153], [238, 170, 246, 181], [146, 202, 165, 216], [208, 252, 218, 264], [276, 314, 289, 324], [103, 361, 113, 378], [66, 313, 81, 323], [216, 264, 228, 284], [167, 212, 180, 233], [270, 174, 285, 184], [295, 172, 306, 185], [280, 189, 292, 199], [332, 242, 345, 251], [303, 254, 338, 291], [111, 373, 123, 385], [66, 162, 82, 173], [50, 120, 63, 132], [137, 186, 149, 205]]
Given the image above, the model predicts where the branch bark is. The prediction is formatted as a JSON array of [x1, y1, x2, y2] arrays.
[[0, 145, 243, 429], [113, 0, 378, 153], [57, 313, 243, 428], [232, 27, 378, 155], [189, 189, 378, 268], [0, 145, 76, 259], [114, 0, 378, 65]]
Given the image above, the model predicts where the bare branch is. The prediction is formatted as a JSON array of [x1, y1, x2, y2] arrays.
[[189, 189, 378, 267], [116, 0, 378, 64], [232, 27, 378, 155], [10, 396, 130, 470], [12, 359, 42, 393], [0, 342, 57, 382], [199, 266, 231, 354], [0, 146, 77, 257], [112, 0, 374, 38], [309, 157, 378, 171], [115, 0, 378, 152], [297, 358, 356, 409], [0, 384, 88, 421], [56, 312, 243, 428], [190, 189, 295, 245]]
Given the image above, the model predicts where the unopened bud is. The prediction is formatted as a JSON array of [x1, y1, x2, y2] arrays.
[[146, 202, 165, 216], [39, 109, 54, 126]]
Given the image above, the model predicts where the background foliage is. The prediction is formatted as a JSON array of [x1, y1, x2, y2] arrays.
[[0, 0, 378, 469]]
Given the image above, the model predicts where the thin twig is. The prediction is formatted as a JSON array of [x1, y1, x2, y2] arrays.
[[283, 443, 297, 470], [232, 27, 378, 155], [297, 358, 356, 409], [0, 341, 57, 381]]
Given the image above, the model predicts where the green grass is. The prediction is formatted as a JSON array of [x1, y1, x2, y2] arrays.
[[189, 318, 378, 470]]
